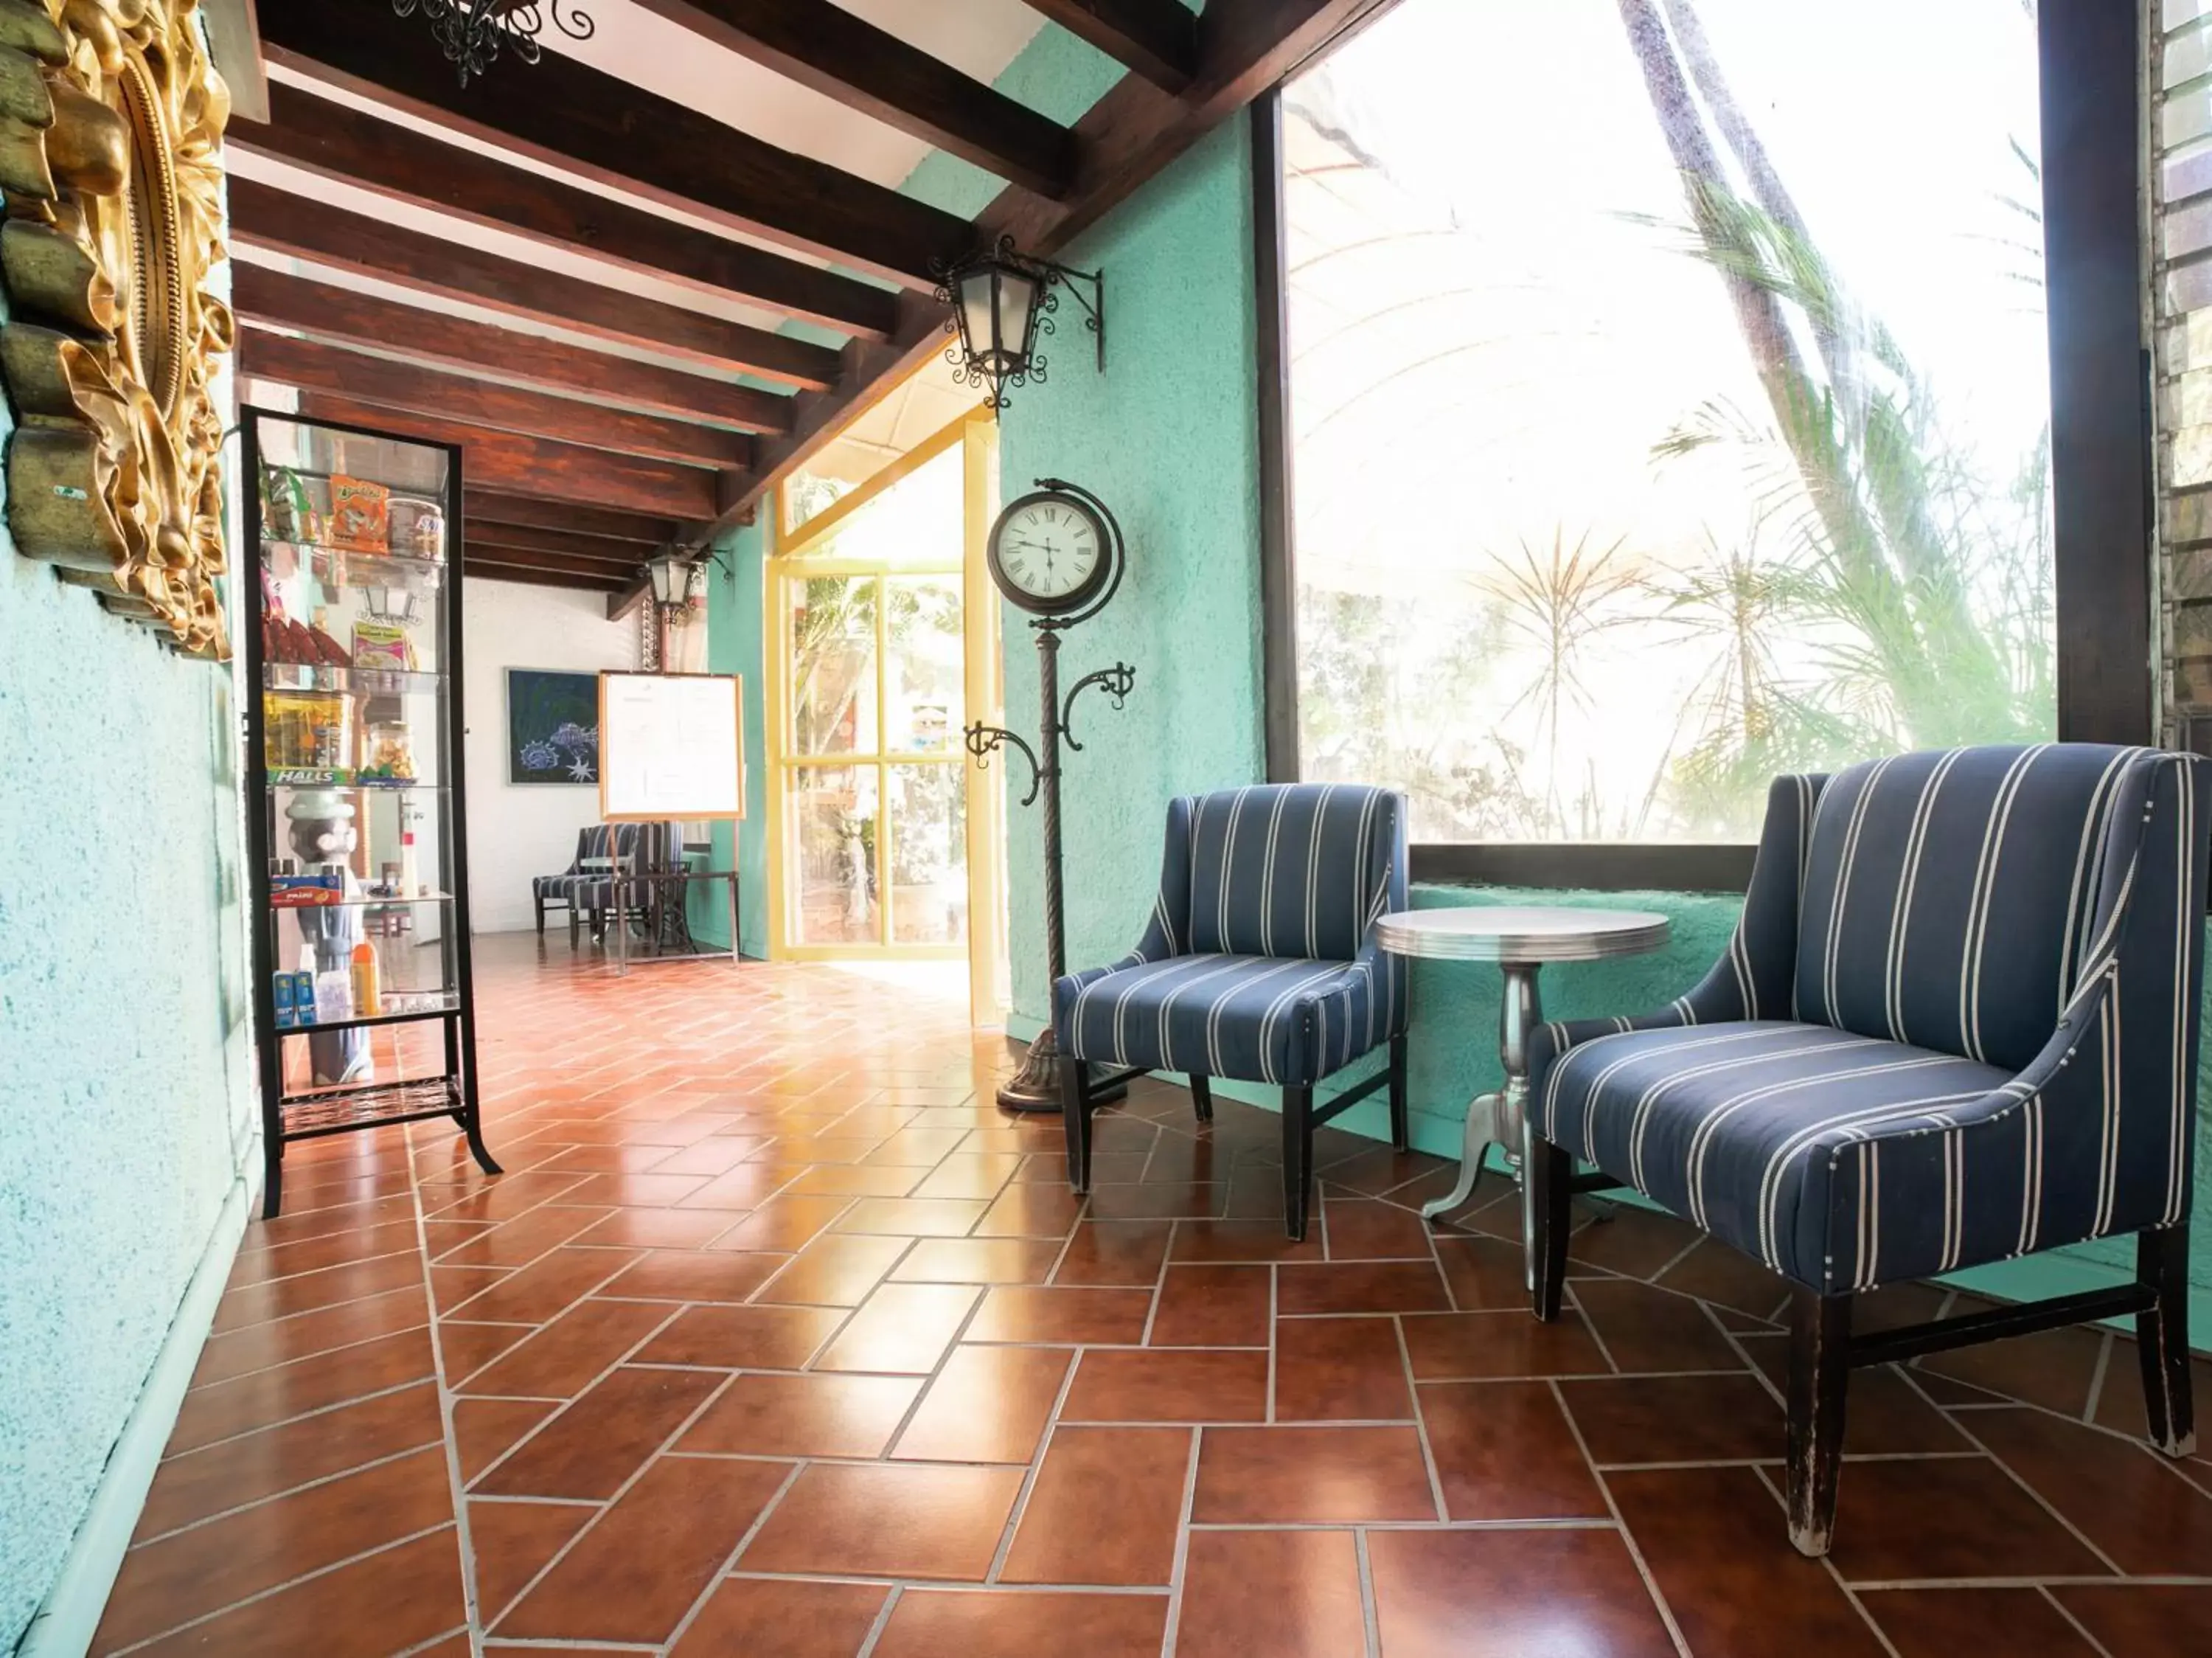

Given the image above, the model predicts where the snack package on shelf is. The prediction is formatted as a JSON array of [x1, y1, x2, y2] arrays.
[[329, 474, 391, 552], [349, 618, 417, 682]]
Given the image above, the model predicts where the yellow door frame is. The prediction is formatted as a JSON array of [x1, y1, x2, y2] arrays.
[[761, 407, 1004, 984]]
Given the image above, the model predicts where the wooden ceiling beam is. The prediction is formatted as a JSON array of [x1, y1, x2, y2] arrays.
[[239, 331, 753, 470], [462, 522, 656, 568], [464, 544, 647, 583], [469, 561, 631, 594], [293, 393, 723, 521], [716, 0, 1399, 529], [258, 5, 975, 289], [234, 264, 790, 437], [608, 577, 655, 622], [1023, 0, 1200, 91], [229, 177, 841, 392], [229, 83, 900, 340], [633, 0, 1076, 198], [465, 491, 675, 546]]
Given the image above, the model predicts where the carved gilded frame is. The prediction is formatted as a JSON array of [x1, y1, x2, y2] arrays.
[[0, 0, 233, 655]]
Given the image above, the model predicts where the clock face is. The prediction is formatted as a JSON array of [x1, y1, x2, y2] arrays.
[[988, 491, 1113, 616]]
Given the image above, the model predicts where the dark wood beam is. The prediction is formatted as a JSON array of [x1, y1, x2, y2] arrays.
[[467, 560, 630, 594], [608, 577, 654, 622], [634, 1, 1075, 198], [463, 521, 655, 569], [294, 393, 721, 521], [718, 0, 1402, 527], [229, 176, 841, 392], [239, 331, 753, 470], [230, 83, 900, 340], [466, 491, 675, 546], [259, 4, 975, 288], [233, 263, 789, 436], [992, 0, 1402, 255], [1023, 0, 1199, 91], [464, 543, 646, 583]]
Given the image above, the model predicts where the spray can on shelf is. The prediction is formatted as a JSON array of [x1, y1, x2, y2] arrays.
[[350, 938, 383, 1019]]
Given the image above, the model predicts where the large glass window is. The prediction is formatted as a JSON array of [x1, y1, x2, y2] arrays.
[[1284, 0, 2056, 842]]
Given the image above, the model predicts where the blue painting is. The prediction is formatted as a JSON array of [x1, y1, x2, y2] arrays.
[[507, 669, 599, 785]]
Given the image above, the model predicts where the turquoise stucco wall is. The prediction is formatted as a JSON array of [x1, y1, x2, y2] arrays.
[[0, 463, 254, 1637], [698, 518, 771, 957], [995, 121, 1268, 1033]]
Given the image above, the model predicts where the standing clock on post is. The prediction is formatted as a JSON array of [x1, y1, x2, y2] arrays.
[[988, 488, 1116, 617], [969, 479, 1137, 1111]]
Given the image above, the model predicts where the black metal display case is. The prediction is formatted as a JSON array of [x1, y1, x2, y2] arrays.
[[240, 406, 498, 1218]]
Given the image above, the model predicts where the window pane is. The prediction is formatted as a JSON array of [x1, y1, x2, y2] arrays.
[[788, 575, 877, 757], [789, 442, 964, 566], [886, 575, 965, 751], [1285, 0, 2056, 842], [888, 763, 967, 944], [792, 766, 880, 946]]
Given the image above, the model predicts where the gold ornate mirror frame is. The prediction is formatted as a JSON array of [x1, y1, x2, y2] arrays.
[[0, 0, 232, 656]]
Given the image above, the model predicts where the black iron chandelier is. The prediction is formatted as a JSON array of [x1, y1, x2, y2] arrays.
[[933, 236, 1105, 413], [390, 1, 594, 88]]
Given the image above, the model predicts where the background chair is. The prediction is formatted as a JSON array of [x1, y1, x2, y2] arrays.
[[533, 824, 613, 944], [1054, 783, 1411, 1239], [1523, 744, 2207, 1557], [532, 822, 671, 948]]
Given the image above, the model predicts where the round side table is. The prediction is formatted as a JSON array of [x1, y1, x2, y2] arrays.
[[1375, 906, 1670, 1287]]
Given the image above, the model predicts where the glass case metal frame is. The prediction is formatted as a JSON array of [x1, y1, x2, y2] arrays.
[[239, 404, 497, 1218]]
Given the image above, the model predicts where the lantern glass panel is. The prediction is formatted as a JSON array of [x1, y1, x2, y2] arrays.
[[998, 270, 1040, 363], [957, 269, 1001, 367]]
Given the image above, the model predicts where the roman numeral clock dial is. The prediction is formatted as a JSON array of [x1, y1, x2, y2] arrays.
[[987, 483, 1120, 620]]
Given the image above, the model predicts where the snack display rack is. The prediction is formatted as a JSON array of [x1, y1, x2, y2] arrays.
[[240, 407, 498, 1218]]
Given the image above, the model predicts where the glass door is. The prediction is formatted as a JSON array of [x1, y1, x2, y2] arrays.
[[779, 427, 969, 956], [768, 415, 993, 961]]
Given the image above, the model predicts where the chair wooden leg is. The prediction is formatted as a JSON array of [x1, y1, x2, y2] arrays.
[[1060, 1055, 1095, 1193], [2139, 1222, 2197, 1457], [1786, 1287, 1852, 1558], [1282, 1085, 1313, 1241], [1528, 1133, 1573, 1322], [1387, 1033, 1410, 1153], [534, 895, 545, 936], [1189, 1075, 1213, 1124], [568, 906, 580, 948]]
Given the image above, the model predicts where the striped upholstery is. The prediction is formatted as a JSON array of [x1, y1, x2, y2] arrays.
[[532, 822, 683, 910], [1528, 746, 2208, 1294], [1054, 785, 1410, 1086]]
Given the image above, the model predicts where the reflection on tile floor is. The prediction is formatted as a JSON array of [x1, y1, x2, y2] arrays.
[[94, 934, 2212, 1655]]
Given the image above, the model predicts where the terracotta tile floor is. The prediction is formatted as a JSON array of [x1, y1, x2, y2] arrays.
[[93, 936, 2212, 1655]]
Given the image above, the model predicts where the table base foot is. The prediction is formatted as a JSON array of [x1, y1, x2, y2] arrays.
[[1423, 1091, 1506, 1223]]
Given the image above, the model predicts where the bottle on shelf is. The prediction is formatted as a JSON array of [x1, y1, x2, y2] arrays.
[[350, 937, 383, 1019]]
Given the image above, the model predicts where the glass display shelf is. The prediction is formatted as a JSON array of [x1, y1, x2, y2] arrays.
[[278, 1076, 463, 1140], [263, 663, 445, 695], [262, 541, 447, 589], [276, 996, 461, 1036], [266, 769, 448, 791], [268, 890, 453, 911]]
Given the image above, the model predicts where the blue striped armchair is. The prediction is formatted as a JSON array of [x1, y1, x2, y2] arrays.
[[532, 822, 684, 946], [1054, 783, 1411, 1240], [1524, 744, 2208, 1557]]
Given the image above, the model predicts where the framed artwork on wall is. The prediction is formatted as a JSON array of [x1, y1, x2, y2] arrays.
[[507, 669, 602, 785]]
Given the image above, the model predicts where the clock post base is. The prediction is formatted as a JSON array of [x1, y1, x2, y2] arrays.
[[996, 1027, 1128, 1115]]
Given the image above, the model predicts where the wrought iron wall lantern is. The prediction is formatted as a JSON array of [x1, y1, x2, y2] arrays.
[[390, 0, 595, 88], [933, 237, 1105, 413], [645, 549, 703, 617]]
